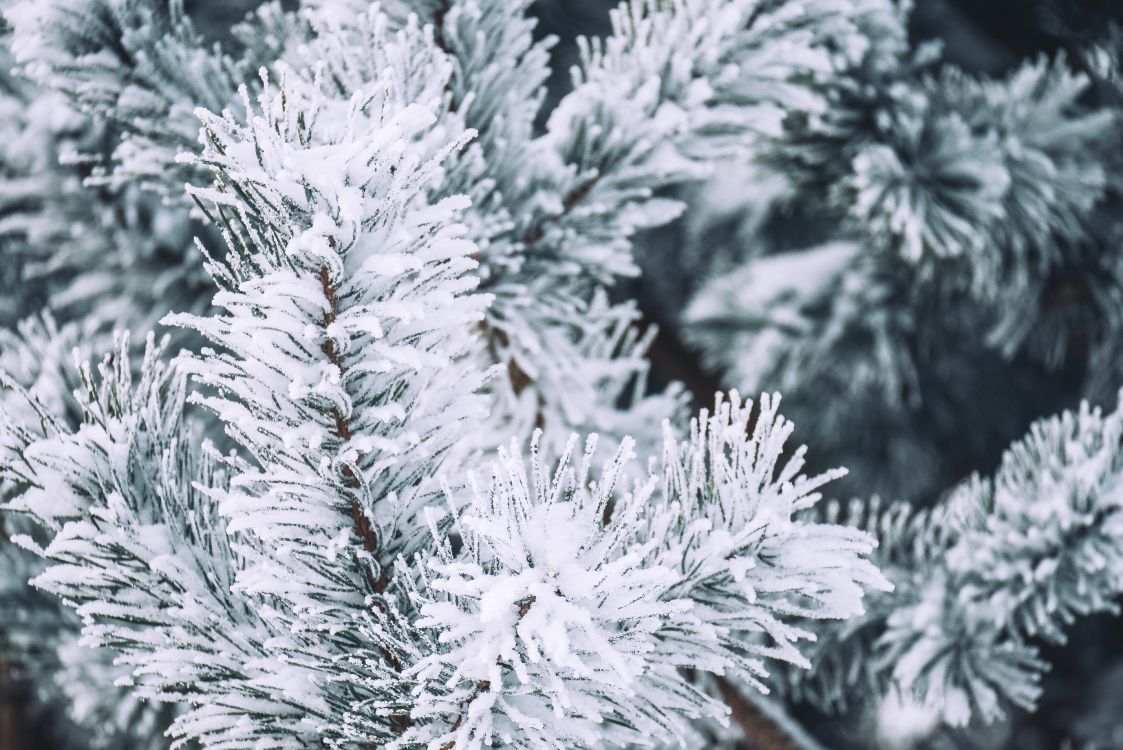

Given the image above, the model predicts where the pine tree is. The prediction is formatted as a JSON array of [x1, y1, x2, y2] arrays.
[[3, 1, 1123, 749]]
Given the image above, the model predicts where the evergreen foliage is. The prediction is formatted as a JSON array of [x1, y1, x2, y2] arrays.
[[3, 1, 1123, 748]]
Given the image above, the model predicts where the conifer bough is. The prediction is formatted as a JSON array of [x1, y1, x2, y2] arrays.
[[2, 1, 1123, 748]]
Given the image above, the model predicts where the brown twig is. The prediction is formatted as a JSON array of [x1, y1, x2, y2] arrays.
[[716, 677, 808, 750], [318, 259, 411, 735], [0, 660, 16, 750], [319, 263, 383, 576]]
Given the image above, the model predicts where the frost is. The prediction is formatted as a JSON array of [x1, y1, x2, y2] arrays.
[[403, 395, 886, 748], [10, 1, 1105, 748]]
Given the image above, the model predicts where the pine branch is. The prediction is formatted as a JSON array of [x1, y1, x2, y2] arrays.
[[438, 679, 492, 750], [314, 256, 410, 734], [317, 259, 386, 594], [6, 0, 242, 200], [784, 395, 1123, 728], [0, 3, 973, 748], [403, 395, 886, 748], [167, 70, 491, 747]]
